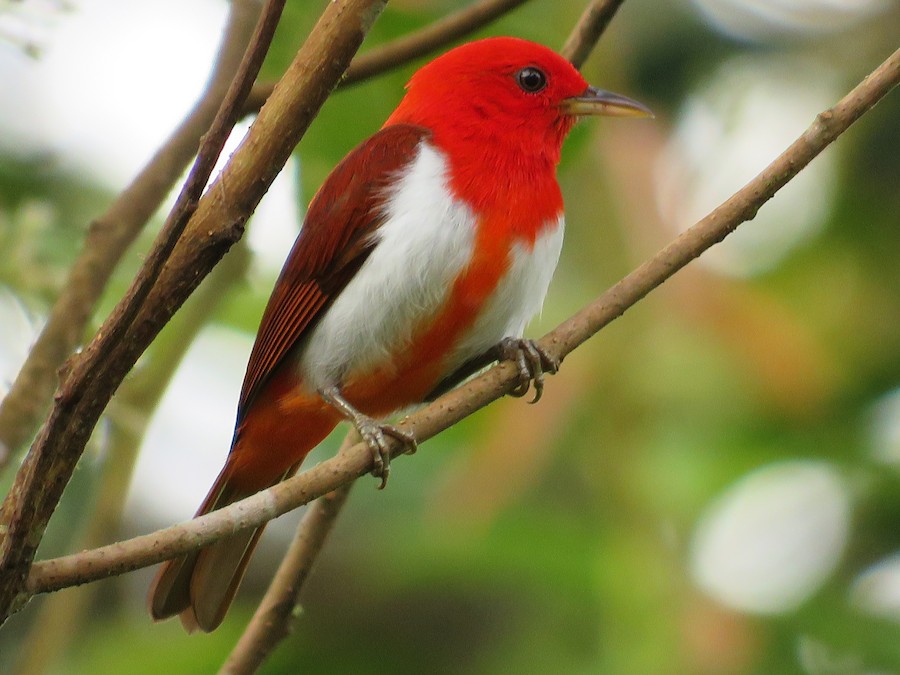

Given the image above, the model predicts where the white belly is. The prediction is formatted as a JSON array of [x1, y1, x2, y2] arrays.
[[299, 140, 564, 390], [447, 219, 564, 372]]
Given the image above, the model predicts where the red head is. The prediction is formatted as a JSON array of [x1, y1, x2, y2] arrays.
[[386, 37, 650, 169], [387, 38, 587, 163], [384, 38, 650, 215]]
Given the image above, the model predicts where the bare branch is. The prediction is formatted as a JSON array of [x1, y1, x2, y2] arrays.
[[25, 45, 900, 598], [560, 0, 625, 67], [0, 0, 388, 626], [346, 0, 528, 85], [0, 0, 263, 468], [243, 0, 529, 113], [221, 442, 357, 674], [75, 0, 286, 384]]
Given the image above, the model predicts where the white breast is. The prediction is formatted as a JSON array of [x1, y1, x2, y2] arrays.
[[299, 140, 565, 390], [299, 141, 477, 389], [447, 217, 564, 371]]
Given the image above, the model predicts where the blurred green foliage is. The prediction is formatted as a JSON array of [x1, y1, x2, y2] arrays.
[[1, 1, 899, 673]]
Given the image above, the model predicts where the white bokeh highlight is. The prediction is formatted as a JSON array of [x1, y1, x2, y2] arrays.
[[0, 0, 227, 184], [0, 0, 302, 272], [0, 287, 40, 398], [690, 460, 851, 614], [852, 552, 900, 623], [869, 387, 900, 467], [127, 326, 252, 521], [656, 55, 840, 277], [689, 0, 892, 40]]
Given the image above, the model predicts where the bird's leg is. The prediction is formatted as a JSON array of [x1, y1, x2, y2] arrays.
[[497, 337, 560, 404], [318, 386, 417, 489]]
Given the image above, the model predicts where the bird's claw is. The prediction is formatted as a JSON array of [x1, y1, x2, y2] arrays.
[[319, 386, 417, 489], [498, 337, 559, 404], [354, 419, 417, 489]]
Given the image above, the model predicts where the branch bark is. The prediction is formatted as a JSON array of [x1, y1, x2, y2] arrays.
[[560, 0, 625, 67], [0, 0, 388, 626], [0, 0, 262, 469], [243, 0, 529, 113], [24, 44, 900, 600], [221, 445, 357, 674]]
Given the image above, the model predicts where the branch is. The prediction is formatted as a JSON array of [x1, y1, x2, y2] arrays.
[[243, 0, 529, 113], [72, 0, 287, 390], [221, 438, 357, 675], [0, 0, 262, 468], [25, 45, 900, 598], [560, 0, 625, 67], [0, 0, 388, 625]]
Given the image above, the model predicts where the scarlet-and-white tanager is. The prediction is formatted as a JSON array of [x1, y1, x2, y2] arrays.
[[148, 36, 651, 632]]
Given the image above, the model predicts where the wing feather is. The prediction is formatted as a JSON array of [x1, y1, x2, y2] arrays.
[[236, 124, 431, 421]]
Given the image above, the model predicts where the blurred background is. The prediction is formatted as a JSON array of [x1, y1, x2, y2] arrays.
[[0, 0, 899, 672]]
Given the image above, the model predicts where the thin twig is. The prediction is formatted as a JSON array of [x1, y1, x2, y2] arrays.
[[25, 45, 900, 598], [346, 0, 527, 84], [69, 0, 286, 395], [243, 0, 529, 113], [221, 441, 357, 674], [0, 0, 262, 469], [560, 0, 625, 67]]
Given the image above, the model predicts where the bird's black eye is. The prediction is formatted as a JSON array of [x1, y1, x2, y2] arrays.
[[516, 66, 547, 93]]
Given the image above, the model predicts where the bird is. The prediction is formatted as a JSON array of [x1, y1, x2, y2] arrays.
[[148, 36, 651, 632]]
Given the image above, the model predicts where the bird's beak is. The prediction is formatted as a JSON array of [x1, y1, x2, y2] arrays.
[[561, 86, 653, 118]]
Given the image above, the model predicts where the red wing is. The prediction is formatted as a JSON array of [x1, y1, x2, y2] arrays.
[[236, 124, 431, 422]]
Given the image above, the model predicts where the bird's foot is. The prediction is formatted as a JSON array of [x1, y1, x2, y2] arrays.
[[497, 337, 560, 404], [319, 386, 417, 489], [355, 418, 417, 489]]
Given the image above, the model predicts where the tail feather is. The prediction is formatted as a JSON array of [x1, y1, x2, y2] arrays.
[[185, 526, 265, 632], [147, 466, 267, 633], [147, 547, 202, 622], [148, 390, 336, 631]]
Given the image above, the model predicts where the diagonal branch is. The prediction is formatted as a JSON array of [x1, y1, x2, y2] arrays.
[[24, 45, 900, 599], [0, 0, 389, 626], [0, 0, 263, 469], [243, 0, 530, 113], [221, 438, 358, 674], [342, 0, 529, 85], [70, 0, 287, 392], [560, 0, 625, 67]]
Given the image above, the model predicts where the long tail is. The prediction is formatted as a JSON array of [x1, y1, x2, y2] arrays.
[[148, 383, 340, 631], [147, 464, 274, 633]]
